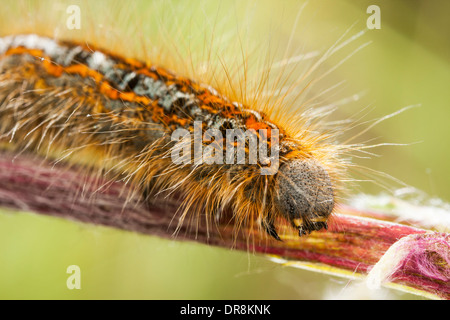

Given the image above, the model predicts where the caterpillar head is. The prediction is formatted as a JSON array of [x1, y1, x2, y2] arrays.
[[271, 158, 334, 239]]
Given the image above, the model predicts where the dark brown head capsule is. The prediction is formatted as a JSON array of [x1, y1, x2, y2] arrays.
[[267, 158, 334, 239]]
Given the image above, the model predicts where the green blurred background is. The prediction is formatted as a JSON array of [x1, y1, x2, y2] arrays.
[[0, 0, 448, 299]]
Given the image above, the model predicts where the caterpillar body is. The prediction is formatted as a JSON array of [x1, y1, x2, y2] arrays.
[[0, 34, 337, 240]]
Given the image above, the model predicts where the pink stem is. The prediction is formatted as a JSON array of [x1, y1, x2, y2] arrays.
[[0, 152, 448, 299]]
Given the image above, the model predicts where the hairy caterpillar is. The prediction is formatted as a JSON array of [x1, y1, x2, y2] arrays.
[[0, 0, 385, 246], [0, 33, 337, 240]]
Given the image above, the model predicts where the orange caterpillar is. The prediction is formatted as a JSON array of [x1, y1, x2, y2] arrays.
[[0, 34, 343, 240]]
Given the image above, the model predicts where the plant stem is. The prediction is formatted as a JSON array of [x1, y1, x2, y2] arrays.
[[0, 152, 448, 299]]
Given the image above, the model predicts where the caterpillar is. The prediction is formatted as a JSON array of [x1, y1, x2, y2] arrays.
[[0, 33, 337, 240], [1, 0, 448, 301]]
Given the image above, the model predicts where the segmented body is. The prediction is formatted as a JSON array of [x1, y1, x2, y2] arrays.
[[0, 34, 334, 239]]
